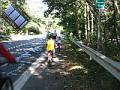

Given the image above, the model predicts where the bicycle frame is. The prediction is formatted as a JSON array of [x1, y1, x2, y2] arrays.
[[48, 51, 53, 62], [47, 51, 53, 67]]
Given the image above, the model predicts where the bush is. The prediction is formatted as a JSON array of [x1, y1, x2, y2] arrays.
[[28, 26, 41, 35]]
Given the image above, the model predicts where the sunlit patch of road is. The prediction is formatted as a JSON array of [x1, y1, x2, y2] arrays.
[[10, 33, 47, 41]]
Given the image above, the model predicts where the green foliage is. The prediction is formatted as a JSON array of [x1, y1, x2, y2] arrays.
[[10, 0, 26, 6], [105, 1, 114, 11], [32, 17, 46, 27], [28, 26, 41, 35], [43, 0, 85, 38], [0, 0, 31, 35], [63, 38, 120, 90]]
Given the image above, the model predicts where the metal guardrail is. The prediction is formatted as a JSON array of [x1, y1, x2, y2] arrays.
[[71, 37, 120, 81]]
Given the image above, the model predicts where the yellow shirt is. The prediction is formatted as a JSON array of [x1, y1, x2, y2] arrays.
[[47, 39, 55, 51]]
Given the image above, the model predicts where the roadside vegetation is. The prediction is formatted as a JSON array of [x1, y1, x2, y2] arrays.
[[43, 0, 120, 61], [60, 38, 120, 90]]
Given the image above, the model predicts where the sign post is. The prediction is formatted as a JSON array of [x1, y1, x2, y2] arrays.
[[96, 0, 105, 51]]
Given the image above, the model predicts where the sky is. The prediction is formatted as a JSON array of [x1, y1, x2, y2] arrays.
[[25, 0, 62, 33], [26, 0, 48, 17]]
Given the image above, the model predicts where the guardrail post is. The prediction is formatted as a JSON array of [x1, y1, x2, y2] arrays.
[[90, 56, 92, 60]]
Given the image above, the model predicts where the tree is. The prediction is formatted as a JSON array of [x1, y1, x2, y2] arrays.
[[43, 0, 85, 39]]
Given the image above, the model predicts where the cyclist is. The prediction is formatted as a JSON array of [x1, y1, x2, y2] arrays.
[[56, 36, 62, 53], [47, 35, 55, 66]]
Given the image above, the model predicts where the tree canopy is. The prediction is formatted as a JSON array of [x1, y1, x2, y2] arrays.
[[43, 0, 85, 38], [43, 0, 120, 61]]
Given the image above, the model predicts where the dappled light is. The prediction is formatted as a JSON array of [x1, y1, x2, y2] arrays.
[[68, 65, 84, 71], [53, 57, 65, 62], [77, 48, 83, 51], [0, 0, 120, 90], [37, 75, 43, 79]]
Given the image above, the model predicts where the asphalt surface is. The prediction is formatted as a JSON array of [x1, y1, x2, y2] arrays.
[[21, 54, 67, 90], [0, 37, 46, 83]]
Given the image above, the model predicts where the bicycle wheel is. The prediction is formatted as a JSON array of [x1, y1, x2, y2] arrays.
[[47, 56, 52, 67], [0, 78, 13, 90]]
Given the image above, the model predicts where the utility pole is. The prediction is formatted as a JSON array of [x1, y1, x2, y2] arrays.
[[84, 2, 87, 40]]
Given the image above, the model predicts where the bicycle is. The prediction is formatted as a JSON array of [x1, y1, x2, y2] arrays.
[[0, 73, 13, 90], [47, 50, 53, 67], [56, 43, 61, 53]]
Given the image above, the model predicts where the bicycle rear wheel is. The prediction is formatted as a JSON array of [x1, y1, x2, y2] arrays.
[[47, 51, 53, 67]]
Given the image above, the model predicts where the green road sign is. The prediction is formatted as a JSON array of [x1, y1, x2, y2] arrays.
[[96, 3, 105, 9], [96, 0, 105, 2], [96, 0, 105, 9]]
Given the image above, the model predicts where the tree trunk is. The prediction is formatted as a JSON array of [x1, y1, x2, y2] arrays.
[[112, 0, 119, 46], [85, 2, 88, 40]]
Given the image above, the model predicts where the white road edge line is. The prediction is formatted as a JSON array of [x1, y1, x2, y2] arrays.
[[13, 53, 46, 90]]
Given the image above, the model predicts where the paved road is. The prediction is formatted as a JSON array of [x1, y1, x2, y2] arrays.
[[21, 54, 66, 90], [0, 36, 46, 84]]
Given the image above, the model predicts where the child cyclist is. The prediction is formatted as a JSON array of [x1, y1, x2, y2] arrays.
[[47, 35, 55, 66]]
